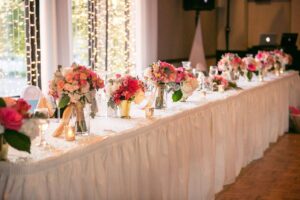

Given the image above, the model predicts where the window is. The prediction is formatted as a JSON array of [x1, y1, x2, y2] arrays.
[[0, 0, 26, 97], [71, 0, 136, 76], [72, 0, 89, 67]]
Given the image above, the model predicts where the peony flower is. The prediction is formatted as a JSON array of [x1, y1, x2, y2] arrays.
[[0, 107, 23, 131], [13, 99, 31, 118]]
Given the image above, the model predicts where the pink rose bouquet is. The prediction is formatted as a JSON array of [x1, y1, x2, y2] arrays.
[[242, 55, 260, 81], [106, 74, 145, 106], [211, 75, 239, 91], [217, 53, 245, 72], [144, 61, 177, 84], [255, 51, 275, 71], [272, 49, 291, 67], [0, 97, 32, 154], [170, 67, 199, 102]]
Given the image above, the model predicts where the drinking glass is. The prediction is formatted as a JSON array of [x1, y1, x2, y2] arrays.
[[34, 108, 50, 147], [182, 61, 191, 70], [209, 66, 218, 77]]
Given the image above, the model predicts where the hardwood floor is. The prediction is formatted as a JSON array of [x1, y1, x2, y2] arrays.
[[216, 134, 300, 200]]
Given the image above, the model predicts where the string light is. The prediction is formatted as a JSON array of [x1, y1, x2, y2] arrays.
[[85, 0, 136, 76], [24, 0, 41, 87]]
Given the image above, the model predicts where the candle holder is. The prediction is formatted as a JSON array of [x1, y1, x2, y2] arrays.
[[218, 85, 225, 93], [64, 125, 76, 141], [145, 107, 154, 118]]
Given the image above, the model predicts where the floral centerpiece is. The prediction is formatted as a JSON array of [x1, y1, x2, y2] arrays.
[[211, 75, 239, 91], [0, 98, 32, 160], [272, 49, 291, 74], [49, 64, 104, 133], [170, 67, 199, 102], [242, 55, 260, 81], [255, 51, 275, 71], [106, 74, 145, 118], [217, 53, 245, 81], [144, 61, 176, 109]]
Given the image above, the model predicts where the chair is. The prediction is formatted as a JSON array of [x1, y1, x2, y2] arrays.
[[21, 85, 43, 113]]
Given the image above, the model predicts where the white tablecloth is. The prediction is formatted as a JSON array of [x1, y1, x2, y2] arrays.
[[0, 71, 299, 200]]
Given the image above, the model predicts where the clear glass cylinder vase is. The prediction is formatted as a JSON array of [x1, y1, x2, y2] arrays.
[[0, 135, 8, 161], [74, 102, 88, 134], [155, 83, 167, 109]]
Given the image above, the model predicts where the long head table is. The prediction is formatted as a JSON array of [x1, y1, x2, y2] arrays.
[[0, 71, 300, 200]]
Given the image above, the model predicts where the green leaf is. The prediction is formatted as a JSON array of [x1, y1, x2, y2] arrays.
[[4, 130, 31, 153], [172, 90, 183, 102], [0, 98, 6, 107], [58, 94, 70, 108], [247, 71, 253, 81]]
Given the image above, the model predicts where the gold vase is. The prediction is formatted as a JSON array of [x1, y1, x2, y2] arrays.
[[119, 100, 131, 119], [74, 102, 87, 134], [0, 135, 8, 161]]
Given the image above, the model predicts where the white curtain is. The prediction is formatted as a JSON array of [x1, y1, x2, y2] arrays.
[[40, 0, 72, 94], [135, 0, 158, 76]]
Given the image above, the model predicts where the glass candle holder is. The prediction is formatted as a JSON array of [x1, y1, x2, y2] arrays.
[[145, 107, 154, 118], [64, 125, 75, 141]]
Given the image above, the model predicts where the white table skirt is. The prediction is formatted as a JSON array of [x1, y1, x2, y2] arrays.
[[0, 72, 300, 200]]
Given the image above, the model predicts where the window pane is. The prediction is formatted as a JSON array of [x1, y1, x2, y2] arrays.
[[72, 0, 89, 66], [0, 0, 26, 97]]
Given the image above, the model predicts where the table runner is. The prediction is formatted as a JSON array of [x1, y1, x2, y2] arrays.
[[0, 71, 299, 200]]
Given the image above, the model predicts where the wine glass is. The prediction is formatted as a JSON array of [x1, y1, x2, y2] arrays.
[[34, 108, 50, 147], [209, 66, 218, 77], [182, 61, 192, 70]]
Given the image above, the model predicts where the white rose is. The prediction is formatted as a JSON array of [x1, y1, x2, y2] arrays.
[[19, 119, 39, 140]]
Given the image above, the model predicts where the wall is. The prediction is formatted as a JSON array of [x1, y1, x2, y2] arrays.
[[157, 0, 195, 61], [157, 0, 300, 65]]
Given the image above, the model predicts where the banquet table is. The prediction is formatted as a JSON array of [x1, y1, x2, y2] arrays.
[[0, 71, 300, 200]]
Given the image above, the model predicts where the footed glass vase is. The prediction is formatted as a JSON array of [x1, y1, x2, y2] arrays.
[[119, 100, 131, 119], [155, 83, 167, 109], [74, 102, 88, 134], [0, 135, 8, 161]]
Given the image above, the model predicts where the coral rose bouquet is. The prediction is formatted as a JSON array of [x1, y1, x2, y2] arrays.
[[49, 64, 104, 108], [144, 61, 176, 109], [49, 63, 104, 133], [106, 74, 145, 118], [0, 97, 33, 160], [242, 55, 260, 81], [170, 67, 199, 102]]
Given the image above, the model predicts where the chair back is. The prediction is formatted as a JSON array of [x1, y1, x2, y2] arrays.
[[21, 85, 42, 112]]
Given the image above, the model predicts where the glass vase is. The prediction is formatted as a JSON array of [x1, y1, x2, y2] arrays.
[[258, 68, 265, 82], [119, 100, 131, 119], [0, 135, 8, 161], [74, 102, 88, 134], [274, 63, 281, 76], [155, 83, 167, 109]]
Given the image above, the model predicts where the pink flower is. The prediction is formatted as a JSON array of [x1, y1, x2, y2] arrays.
[[248, 63, 256, 72], [13, 99, 31, 118], [289, 106, 300, 115], [0, 107, 23, 131]]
